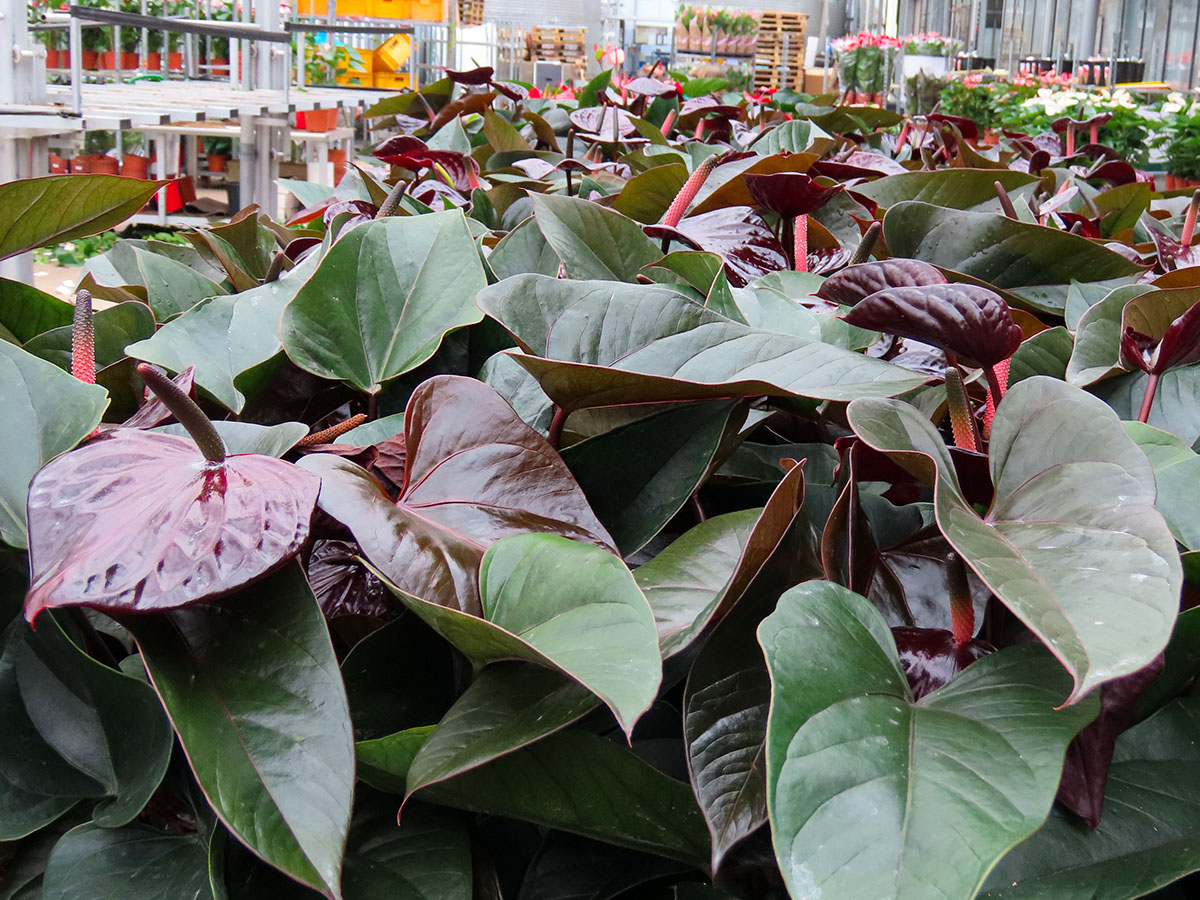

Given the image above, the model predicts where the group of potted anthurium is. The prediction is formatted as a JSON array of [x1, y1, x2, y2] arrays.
[[3, 63, 1200, 900]]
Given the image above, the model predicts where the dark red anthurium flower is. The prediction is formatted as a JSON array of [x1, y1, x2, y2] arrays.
[[892, 627, 994, 700], [742, 172, 843, 219], [1120, 302, 1200, 375]]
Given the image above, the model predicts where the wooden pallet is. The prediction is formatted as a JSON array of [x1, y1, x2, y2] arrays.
[[753, 10, 806, 90], [527, 26, 587, 63], [458, 0, 484, 26]]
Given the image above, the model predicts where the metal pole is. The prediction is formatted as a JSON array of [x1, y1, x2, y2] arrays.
[[71, 15, 82, 114], [1189, 0, 1200, 88], [819, 0, 830, 93]]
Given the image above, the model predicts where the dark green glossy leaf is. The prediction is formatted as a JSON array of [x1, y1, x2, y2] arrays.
[[981, 692, 1200, 899], [126, 246, 229, 320], [562, 400, 741, 555], [0, 341, 108, 548], [342, 801, 472, 900], [529, 194, 661, 281], [356, 725, 435, 794], [850, 378, 1180, 702], [884, 201, 1143, 313], [1066, 285, 1152, 387], [1125, 422, 1200, 550], [1008, 326, 1073, 385], [611, 163, 689, 224], [853, 169, 1039, 211], [42, 822, 219, 900], [748, 120, 833, 156], [518, 832, 692, 900], [487, 216, 562, 280], [422, 730, 710, 866], [373, 533, 660, 736], [0, 277, 73, 344], [129, 251, 319, 412], [760, 581, 1096, 900], [477, 275, 926, 411], [283, 212, 486, 393], [130, 565, 354, 899], [1093, 366, 1200, 445], [0, 175, 168, 260], [406, 663, 596, 798], [15, 613, 171, 826]]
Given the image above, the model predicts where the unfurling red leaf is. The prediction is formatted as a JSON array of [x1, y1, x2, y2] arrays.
[[1119, 288, 1200, 375], [445, 65, 493, 84], [24, 429, 319, 619], [816, 259, 948, 306], [841, 283, 1022, 366], [742, 172, 842, 218], [298, 375, 615, 614], [644, 206, 787, 286]]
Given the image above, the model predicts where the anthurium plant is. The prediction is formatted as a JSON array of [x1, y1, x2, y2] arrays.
[[3, 73, 1200, 900]]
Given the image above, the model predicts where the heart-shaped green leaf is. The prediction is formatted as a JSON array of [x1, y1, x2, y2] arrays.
[[405, 663, 596, 798], [341, 801, 472, 900], [0, 277, 74, 344], [422, 730, 710, 867], [24, 301, 155, 372], [372, 532, 661, 737], [0, 342, 108, 549], [848, 377, 1181, 702], [759, 580, 1097, 900], [884, 201, 1143, 313], [530, 194, 661, 282], [282, 211, 486, 393], [853, 169, 1039, 211], [129, 249, 319, 412], [42, 822, 219, 900], [980, 692, 1200, 899], [477, 275, 926, 411], [130, 564, 354, 899], [1125, 421, 1200, 550]]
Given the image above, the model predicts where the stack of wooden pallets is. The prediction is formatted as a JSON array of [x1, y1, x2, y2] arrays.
[[753, 11, 807, 91], [457, 0, 484, 26], [527, 25, 587, 63]]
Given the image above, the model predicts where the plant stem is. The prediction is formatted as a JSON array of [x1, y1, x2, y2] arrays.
[[946, 552, 974, 643], [781, 215, 795, 269], [1137, 372, 1161, 423], [1065, 125, 1075, 157], [793, 214, 808, 272], [547, 406, 568, 449], [136, 363, 226, 463], [690, 492, 707, 522], [993, 180, 1018, 219], [983, 363, 1006, 407], [1090, 123, 1099, 145], [1182, 189, 1200, 247], [71, 289, 96, 384]]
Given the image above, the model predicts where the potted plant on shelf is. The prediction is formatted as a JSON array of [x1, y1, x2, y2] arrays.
[[85, 130, 119, 174], [206, 136, 233, 173], [121, 132, 150, 178], [675, 5, 694, 53], [1165, 106, 1200, 190]]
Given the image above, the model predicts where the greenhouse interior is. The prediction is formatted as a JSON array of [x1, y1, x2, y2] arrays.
[[3, 0, 1200, 897]]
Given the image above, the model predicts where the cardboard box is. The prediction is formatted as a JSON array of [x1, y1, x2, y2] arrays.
[[802, 67, 837, 94]]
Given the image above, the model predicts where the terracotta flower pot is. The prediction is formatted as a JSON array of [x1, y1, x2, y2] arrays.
[[122, 153, 150, 179], [91, 155, 120, 175], [45, 50, 60, 68], [82, 50, 98, 69], [209, 57, 229, 76], [168, 51, 183, 70], [208, 153, 228, 173], [71, 154, 93, 173], [146, 52, 161, 69], [329, 147, 348, 184], [49, 153, 68, 174], [302, 108, 339, 131], [121, 52, 138, 68]]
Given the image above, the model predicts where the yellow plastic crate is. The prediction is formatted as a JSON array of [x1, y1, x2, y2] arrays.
[[294, 0, 372, 16], [369, 0, 411, 19], [336, 52, 373, 86], [374, 34, 412, 72], [409, 0, 442, 20], [373, 71, 412, 89]]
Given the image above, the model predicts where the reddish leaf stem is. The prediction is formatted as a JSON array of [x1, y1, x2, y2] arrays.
[[136, 363, 226, 463], [71, 289, 96, 384], [947, 552, 974, 644], [547, 406, 568, 449], [1137, 372, 1161, 424]]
